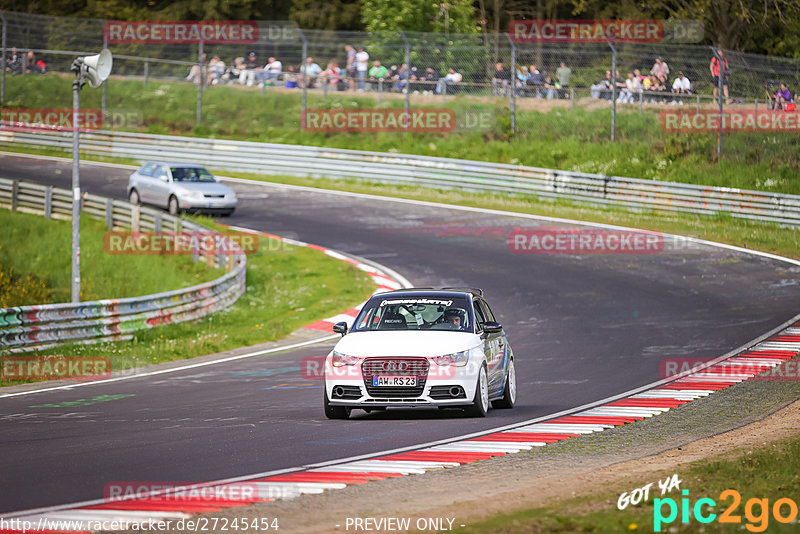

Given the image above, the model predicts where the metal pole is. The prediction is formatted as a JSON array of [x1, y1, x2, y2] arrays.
[[144, 60, 149, 87], [609, 41, 617, 142], [711, 46, 723, 160], [196, 41, 204, 125], [506, 33, 516, 132], [102, 36, 108, 119], [71, 66, 82, 303], [400, 31, 410, 115], [1, 12, 6, 105], [298, 30, 307, 117]]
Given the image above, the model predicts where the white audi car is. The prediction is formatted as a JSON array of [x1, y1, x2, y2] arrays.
[[323, 288, 516, 419]]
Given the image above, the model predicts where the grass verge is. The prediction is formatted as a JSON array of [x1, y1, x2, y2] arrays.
[[0, 208, 220, 306], [458, 433, 800, 533], [0, 212, 376, 387], [3, 74, 800, 194]]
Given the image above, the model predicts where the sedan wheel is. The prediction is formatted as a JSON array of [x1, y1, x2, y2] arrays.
[[466, 365, 489, 417], [323, 389, 351, 420], [128, 189, 139, 205], [168, 195, 180, 215]]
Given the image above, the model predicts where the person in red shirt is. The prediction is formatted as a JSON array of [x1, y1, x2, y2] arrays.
[[709, 49, 730, 103]]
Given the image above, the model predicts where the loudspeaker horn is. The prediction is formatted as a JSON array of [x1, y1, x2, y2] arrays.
[[83, 49, 112, 88]]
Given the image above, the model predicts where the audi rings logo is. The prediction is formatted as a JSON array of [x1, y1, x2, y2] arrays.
[[382, 361, 409, 373]]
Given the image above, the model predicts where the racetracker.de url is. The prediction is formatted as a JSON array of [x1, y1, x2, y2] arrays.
[[0, 516, 279, 532]]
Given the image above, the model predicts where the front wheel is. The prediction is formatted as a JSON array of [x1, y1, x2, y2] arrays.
[[128, 189, 140, 205], [492, 358, 516, 409], [465, 365, 489, 417], [323, 389, 351, 419], [168, 195, 180, 216]]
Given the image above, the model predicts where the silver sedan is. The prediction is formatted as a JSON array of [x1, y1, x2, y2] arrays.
[[127, 162, 237, 216]]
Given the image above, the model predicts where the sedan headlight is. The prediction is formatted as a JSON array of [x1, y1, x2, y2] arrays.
[[331, 351, 361, 367], [182, 190, 204, 200], [432, 349, 470, 367]]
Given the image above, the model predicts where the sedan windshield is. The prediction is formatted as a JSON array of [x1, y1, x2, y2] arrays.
[[171, 167, 216, 182], [352, 296, 472, 332]]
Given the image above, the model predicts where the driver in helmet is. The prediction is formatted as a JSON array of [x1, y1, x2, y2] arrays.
[[443, 308, 466, 329]]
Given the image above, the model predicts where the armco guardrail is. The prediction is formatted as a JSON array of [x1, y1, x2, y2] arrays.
[[0, 178, 246, 352], [2, 129, 800, 226]]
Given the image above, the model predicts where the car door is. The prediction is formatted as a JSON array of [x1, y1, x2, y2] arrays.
[[150, 165, 173, 208], [132, 163, 157, 204], [476, 298, 505, 396]]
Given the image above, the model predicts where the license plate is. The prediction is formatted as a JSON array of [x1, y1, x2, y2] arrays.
[[208, 203, 214, 208], [373, 376, 417, 387]]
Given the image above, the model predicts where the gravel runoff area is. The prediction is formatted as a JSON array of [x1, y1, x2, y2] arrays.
[[142, 355, 800, 534]]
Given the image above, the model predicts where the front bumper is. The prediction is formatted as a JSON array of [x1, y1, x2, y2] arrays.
[[179, 197, 237, 212]]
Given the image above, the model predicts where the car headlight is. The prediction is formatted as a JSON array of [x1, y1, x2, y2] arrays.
[[331, 351, 361, 367], [182, 191, 204, 200], [432, 349, 470, 367]]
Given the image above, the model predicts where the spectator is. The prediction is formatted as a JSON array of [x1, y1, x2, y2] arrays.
[[527, 64, 545, 98], [355, 46, 369, 91], [590, 70, 613, 100], [299, 56, 322, 88], [284, 65, 298, 88], [264, 56, 282, 84], [368, 60, 390, 90], [774, 83, 792, 110], [206, 55, 225, 86], [555, 61, 571, 98], [671, 71, 692, 105], [634, 69, 647, 83], [319, 60, 341, 88], [436, 67, 462, 95], [344, 45, 357, 91], [543, 74, 557, 99], [492, 62, 511, 96], [239, 52, 262, 86], [643, 74, 659, 103], [186, 53, 206, 84], [420, 66, 438, 94], [650, 57, 669, 80], [710, 49, 730, 104], [6, 47, 23, 74], [392, 63, 411, 93], [516, 66, 530, 96], [614, 69, 626, 97], [618, 72, 640, 103]]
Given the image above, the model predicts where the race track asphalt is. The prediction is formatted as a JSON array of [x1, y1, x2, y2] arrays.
[[1, 153, 798, 513]]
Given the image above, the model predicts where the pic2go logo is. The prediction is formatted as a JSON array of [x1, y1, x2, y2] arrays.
[[654, 489, 800, 532]]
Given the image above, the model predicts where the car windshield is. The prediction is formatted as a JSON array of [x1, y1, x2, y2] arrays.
[[170, 167, 215, 182], [351, 296, 472, 332]]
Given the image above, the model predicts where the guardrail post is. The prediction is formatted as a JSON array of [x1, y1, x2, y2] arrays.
[[154, 212, 162, 232], [45, 186, 53, 219], [10, 179, 18, 211], [105, 198, 113, 229], [1, 11, 6, 105], [696, 94, 700, 111], [506, 33, 516, 132], [132, 204, 140, 232], [608, 40, 617, 142], [144, 60, 149, 88], [571, 88, 575, 111]]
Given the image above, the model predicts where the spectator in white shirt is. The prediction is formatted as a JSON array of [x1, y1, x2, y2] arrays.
[[436, 67, 462, 94], [264, 57, 282, 84], [355, 47, 369, 91], [618, 72, 640, 103], [671, 72, 691, 104]]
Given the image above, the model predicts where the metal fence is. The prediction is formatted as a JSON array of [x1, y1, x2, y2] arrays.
[[3, 10, 800, 150], [0, 177, 247, 352], [3, 129, 798, 227]]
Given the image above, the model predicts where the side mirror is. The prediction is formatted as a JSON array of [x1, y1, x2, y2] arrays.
[[333, 322, 348, 336], [160, 175, 170, 182], [483, 321, 503, 334]]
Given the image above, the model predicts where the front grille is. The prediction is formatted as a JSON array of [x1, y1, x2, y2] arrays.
[[203, 194, 225, 198], [429, 385, 467, 399], [362, 358, 429, 398], [331, 385, 362, 400]]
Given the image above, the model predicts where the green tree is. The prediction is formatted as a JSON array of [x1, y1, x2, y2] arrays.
[[290, 0, 363, 30], [361, 0, 479, 34]]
